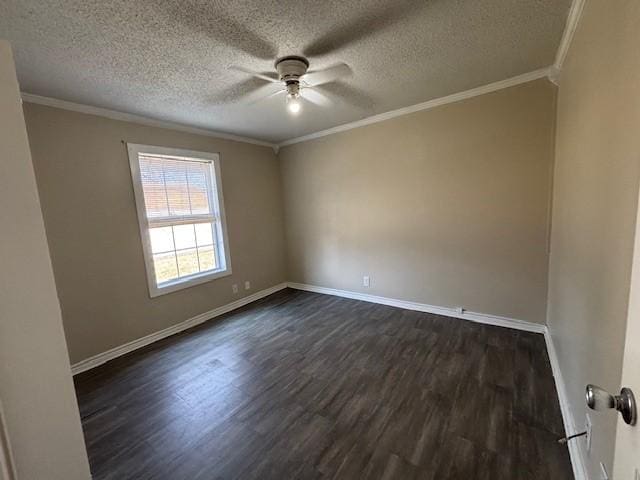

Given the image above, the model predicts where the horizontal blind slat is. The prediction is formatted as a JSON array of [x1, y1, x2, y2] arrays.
[[148, 215, 215, 228]]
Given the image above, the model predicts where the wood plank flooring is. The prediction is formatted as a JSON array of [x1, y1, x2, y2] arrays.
[[74, 288, 573, 479]]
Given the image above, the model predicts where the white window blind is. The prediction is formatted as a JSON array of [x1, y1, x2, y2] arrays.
[[128, 144, 231, 297]]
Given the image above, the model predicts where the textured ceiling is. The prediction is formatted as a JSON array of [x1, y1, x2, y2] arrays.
[[0, 0, 572, 143]]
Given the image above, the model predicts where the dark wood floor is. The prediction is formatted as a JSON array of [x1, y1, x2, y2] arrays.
[[74, 288, 573, 479]]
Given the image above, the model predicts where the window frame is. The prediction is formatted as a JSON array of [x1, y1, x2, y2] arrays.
[[127, 143, 232, 298]]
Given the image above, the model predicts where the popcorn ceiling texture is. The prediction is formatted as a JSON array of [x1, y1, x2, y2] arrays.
[[0, 0, 572, 143]]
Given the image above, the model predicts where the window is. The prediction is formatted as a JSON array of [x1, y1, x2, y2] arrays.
[[127, 144, 231, 297]]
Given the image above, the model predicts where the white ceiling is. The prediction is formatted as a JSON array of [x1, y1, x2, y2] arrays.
[[0, 0, 572, 144]]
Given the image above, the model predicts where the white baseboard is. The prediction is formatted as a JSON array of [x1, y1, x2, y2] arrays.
[[286, 282, 546, 334], [543, 329, 588, 480], [70, 282, 288, 375]]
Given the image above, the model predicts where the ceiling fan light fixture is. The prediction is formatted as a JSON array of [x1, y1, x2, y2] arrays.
[[231, 55, 349, 114], [286, 93, 302, 114]]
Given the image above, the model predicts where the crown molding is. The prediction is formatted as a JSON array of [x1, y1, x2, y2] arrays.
[[22, 64, 564, 152], [278, 67, 555, 148], [547, 66, 561, 86], [20, 93, 278, 150], [554, 0, 586, 73]]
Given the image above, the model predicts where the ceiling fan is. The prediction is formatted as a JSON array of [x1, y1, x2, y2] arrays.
[[231, 56, 352, 114], [167, 1, 426, 114]]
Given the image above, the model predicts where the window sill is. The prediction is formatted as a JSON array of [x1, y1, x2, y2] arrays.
[[149, 267, 232, 298]]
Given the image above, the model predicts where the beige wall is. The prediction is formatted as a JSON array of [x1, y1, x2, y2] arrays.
[[547, 0, 640, 476], [0, 41, 90, 479], [279, 79, 556, 324], [24, 103, 287, 364], [23, 77, 556, 371]]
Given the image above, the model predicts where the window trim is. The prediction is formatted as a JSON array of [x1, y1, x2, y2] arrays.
[[127, 143, 232, 298]]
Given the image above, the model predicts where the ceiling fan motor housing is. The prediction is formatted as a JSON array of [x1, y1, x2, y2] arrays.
[[276, 56, 309, 85]]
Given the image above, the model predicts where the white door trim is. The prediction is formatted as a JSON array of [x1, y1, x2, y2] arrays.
[[0, 400, 16, 480]]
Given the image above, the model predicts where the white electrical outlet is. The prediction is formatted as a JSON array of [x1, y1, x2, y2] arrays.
[[585, 414, 592, 454], [599, 462, 608, 480], [244, 281, 251, 290], [363, 276, 370, 287], [455, 306, 465, 315], [232, 284, 238, 294]]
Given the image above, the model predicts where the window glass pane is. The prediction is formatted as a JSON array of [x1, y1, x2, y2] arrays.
[[153, 252, 179, 284], [188, 163, 210, 215], [195, 222, 214, 246], [131, 147, 229, 294], [149, 226, 174, 253], [173, 224, 196, 250], [198, 245, 217, 271], [176, 248, 199, 276], [139, 156, 168, 217], [163, 159, 191, 216]]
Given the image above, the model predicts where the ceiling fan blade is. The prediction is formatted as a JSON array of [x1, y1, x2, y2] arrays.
[[301, 87, 332, 107], [166, 3, 276, 60], [316, 81, 375, 110], [304, 1, 422, 57], [301, 63, 351, 87], [230, 66, 280, 83], [210, 77, 263, 104], [242, 83, 285, 105], [262, 89, 287, 102]]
